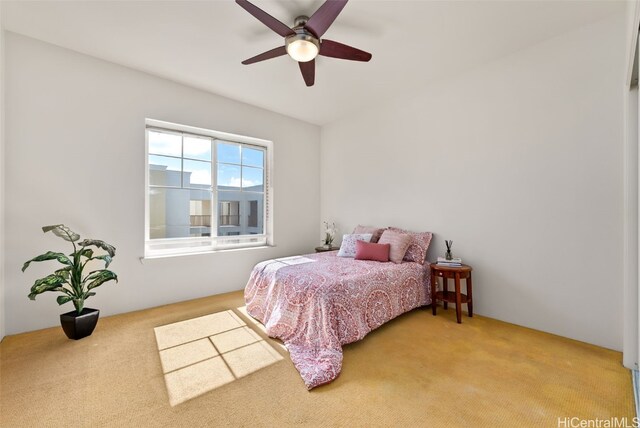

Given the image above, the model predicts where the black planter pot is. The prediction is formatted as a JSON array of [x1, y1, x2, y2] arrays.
[[60, 308, 100, 340]]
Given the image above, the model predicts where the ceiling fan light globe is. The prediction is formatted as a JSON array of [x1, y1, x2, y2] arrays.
[[287, 39, 319, 62], [285, 31, 320, 62]]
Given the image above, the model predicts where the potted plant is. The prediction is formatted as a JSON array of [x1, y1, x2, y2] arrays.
[[323, 221, 336, 249], [22, 224, 118, 340]]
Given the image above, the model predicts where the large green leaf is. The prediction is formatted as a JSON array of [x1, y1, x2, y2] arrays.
[[28, 274, 66, 299], [78, 239, 116, 257], [76, 248, 94, 260], [86, 270, 118, 290], [84, 270, 102, 281], [22, 251, 72, 272], [54, 266, 72, 281], [56, 295, 73, 306], [92, 254, 112, 268], [30, 274, 65, 291], [42, 224, 80, 242]]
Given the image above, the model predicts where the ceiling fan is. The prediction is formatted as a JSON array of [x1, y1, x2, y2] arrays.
[[236, 0, 372, 87]]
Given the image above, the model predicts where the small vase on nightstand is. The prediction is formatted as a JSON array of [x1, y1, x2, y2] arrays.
[[445, 240, 453, 260]]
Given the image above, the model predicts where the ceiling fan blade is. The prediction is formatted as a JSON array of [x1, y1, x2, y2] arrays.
[[304, 0, 348, 38], [236, 0, 295, 38], [242, 46, 287, 65], [299, 59, 315, 87], [319, 39, 372, 62]]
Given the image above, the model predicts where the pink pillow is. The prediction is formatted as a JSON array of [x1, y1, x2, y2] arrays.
[[377, 230, 412, 264], [388, 227, 433, 265], [355, 240, 390, 262], [353, 225, 386, 243]]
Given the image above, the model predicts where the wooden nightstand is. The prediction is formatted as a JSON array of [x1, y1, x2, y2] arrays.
[[430, 263, 473, 324], [315, 246, 339, 253]]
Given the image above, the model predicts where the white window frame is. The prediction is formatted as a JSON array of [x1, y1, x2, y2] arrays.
[[144, 119, 274, 258]]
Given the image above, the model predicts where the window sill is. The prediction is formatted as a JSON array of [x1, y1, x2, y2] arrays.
[[140, 244, 275, 262]]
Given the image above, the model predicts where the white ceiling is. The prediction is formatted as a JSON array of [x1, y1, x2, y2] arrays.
[[1, 0, 624, 126]]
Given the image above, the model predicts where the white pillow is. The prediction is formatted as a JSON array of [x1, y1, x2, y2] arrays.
[[337, 233, 373, 258]]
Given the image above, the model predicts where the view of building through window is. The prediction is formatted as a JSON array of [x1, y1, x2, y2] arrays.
[[147, 128, 266, 243], [219, 201, 240, 226]]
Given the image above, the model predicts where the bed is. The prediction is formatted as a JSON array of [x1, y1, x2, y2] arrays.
[[244, 250, 432, 389]]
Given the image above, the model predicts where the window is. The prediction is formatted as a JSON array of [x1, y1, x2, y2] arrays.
[[145, 119, 272, 257]]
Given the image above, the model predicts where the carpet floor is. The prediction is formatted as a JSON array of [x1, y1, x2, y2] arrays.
[[0, 290, 634, 427]]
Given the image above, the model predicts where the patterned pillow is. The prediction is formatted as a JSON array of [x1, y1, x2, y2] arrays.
[[352, 225, 386, 243], [377, 230, 412, 264], [388, 227, 433, 265], [337, 233, 373, 258]]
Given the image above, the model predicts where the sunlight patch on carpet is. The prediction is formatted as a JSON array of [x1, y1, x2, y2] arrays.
[[154, 310, 283, 406], [159, 338, 218, 373], [210, 326, 261, 353]]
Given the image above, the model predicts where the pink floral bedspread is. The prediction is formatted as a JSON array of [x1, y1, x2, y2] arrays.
[[244, 251, 431, 389]]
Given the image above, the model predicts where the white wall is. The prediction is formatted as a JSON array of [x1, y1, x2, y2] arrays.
[[623, 0, 640, 369], [4, 33, 320, 335], [624, 83, 638, 367], [0, 10, 5, 341], [321, 15, 625, 350]]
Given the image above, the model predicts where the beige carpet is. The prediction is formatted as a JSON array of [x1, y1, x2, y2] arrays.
[[0, 290, 634, 427]]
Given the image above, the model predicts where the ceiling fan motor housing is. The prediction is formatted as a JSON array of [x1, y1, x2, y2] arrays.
[[293, 15, 310, 28]]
